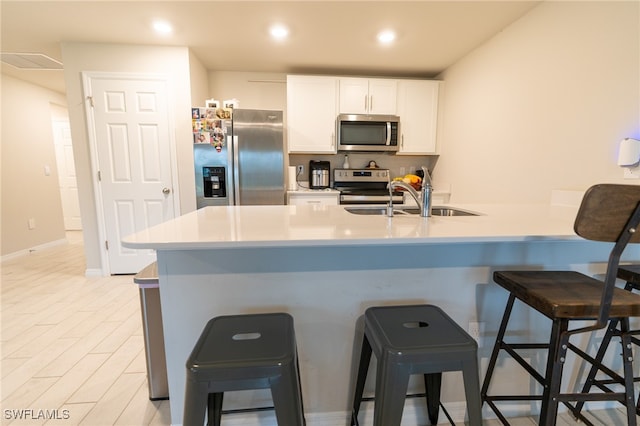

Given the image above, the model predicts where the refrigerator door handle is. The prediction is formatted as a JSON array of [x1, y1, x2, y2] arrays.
[[232, 135, 240, 205]]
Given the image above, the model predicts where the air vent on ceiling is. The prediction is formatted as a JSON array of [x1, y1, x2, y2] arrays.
[[1, 53, 63, 70]]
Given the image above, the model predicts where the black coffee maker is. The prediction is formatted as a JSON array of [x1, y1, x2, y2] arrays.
[[309, 160, 330, 189]]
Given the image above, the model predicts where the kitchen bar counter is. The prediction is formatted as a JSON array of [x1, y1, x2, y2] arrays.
[[122, 203, 638, 426], [122, 203, 581, 249]]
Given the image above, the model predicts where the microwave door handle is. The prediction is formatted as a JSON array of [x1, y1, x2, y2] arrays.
[[385, 122, 391, 146]]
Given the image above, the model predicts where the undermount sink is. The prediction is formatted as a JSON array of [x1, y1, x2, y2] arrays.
[[344, 206, 480, 216], [432, 207, 480, 216]]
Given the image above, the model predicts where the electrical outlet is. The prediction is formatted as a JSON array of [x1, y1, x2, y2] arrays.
[[623, 168, 640, 179], [468, 321, 484, 345], [28, 218, 36, 230], [296, 165, 304, 175]]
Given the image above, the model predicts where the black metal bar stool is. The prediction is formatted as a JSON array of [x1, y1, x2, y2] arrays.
[[183, 312, 305, 426], [351, 304, 482, 426], [481, 184, 640, 426], [574, 264, 640, 416]]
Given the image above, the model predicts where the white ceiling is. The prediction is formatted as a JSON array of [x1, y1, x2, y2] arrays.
[[1, 1, 541, 94]]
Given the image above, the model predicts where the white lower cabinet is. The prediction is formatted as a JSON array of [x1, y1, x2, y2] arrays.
[[287, 192, 339, 206]]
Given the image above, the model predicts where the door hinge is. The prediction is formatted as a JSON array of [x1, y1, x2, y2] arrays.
[[87, 96, 94, 107], [105, 240, 109, 250], [97, 171, 101, 181]]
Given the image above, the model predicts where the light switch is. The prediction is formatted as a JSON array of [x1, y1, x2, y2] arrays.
[[44, 165, 51, 176]]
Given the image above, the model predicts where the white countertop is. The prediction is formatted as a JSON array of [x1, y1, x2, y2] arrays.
[[122, 203, 581, 250]]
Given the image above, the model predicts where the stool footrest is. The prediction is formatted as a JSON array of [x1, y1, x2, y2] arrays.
[[500, 342, 546, 385], [220, 405, 275, 415]]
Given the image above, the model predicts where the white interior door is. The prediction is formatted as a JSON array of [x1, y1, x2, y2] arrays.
[[84, 73, 176, 274], [52, 119, 82, 230]]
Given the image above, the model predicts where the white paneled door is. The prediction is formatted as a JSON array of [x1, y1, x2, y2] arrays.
[[52, 119, 82, 230], [84, 73, 176, 274]]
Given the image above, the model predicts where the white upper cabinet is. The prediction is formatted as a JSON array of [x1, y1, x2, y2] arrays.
[[287, 75, 338, 153], [396, 80, 440, 155], [338, 78, 397, 115]]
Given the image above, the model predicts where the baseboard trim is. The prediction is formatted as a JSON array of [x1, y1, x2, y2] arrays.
[[84, 268, 105, 277], [171, 399, 466, 426], [1, 238, 67, 262], [170, 399, 621, 426]]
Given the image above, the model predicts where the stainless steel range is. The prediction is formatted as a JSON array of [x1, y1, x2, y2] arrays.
[[333, 168, 404, 205]]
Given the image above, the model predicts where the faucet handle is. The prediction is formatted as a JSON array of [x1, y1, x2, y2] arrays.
[[421, 166, 432, 187]]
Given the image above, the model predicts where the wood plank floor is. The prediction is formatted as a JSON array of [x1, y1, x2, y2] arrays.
[[1, 231, 635, 425]]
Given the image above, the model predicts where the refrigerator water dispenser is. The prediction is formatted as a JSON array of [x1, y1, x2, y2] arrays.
[[203, 166, 227, 198]]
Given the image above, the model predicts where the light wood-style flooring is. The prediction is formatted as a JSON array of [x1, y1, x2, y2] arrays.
[[1, 232, 170, 425], [1, 232, 635, 425]]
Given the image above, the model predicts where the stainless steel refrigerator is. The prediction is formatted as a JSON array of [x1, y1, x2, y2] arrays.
[[193, 109, 285, 208]]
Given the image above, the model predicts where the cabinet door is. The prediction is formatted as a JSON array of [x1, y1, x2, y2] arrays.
[[288, 193, 339, 205], [287, 75, 338, 153], [338, 78, 369, 114], [339, 78, 397, 115], [396, 80, 440, 155], [368, 79, 397, 115]]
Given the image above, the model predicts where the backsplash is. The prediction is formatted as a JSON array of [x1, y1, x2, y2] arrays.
[[288, 153, 438, 182]]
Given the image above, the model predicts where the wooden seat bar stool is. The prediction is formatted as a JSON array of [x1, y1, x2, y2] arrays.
[[574, 264, 640, 416], [183, 312, 306, 426], [480, 184, 640, 426]]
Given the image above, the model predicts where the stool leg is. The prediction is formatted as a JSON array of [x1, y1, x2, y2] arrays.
[[270, 360, 305, 426], [351, 334, 372, 426], [461, 357, 482, 426], [374, 360, 410, 426], [540, 319, 568, 426], [423, 373, 441, 425], [481, 294, 516, 403], [207, 393, 223, 426], [183, 379, 209, 426], [574, 318, 619, 415], [295, 353, 307, 426], [619, 320, 638, 426]]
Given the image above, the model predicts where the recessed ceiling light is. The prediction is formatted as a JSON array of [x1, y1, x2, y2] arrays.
[[269, 24, 289, 41], [377, 30, 396, 45], [153, 20, 173, 35]]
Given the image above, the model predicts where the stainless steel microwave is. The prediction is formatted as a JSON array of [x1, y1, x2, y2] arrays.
[[337, 114, 400, 152]]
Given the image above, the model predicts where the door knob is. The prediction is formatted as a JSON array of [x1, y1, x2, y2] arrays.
[[162, 187, 171, 195]]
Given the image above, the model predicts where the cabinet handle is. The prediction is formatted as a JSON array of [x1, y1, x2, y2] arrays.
[[401, 134, 404, 148], [331, 132, 335, 148], [364, 95, 368, 111], [307, 200, 321, 204], [370, 95, 373, 111]]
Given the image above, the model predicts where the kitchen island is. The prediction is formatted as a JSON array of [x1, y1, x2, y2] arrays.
[[122, 202, 639, 426]]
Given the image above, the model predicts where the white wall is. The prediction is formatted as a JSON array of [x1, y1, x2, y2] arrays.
[[207, 71, 287, 111], [436, 1, 640, 204], [1, 75, 68, 256], [61, 43, 196, 274], [188, 50, 209, 117]]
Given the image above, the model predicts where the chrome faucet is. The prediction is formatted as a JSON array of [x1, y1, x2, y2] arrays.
[[387, 167, 433, 217]]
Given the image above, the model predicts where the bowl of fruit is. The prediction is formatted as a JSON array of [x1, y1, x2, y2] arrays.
[[392, 174, 422, 191]]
